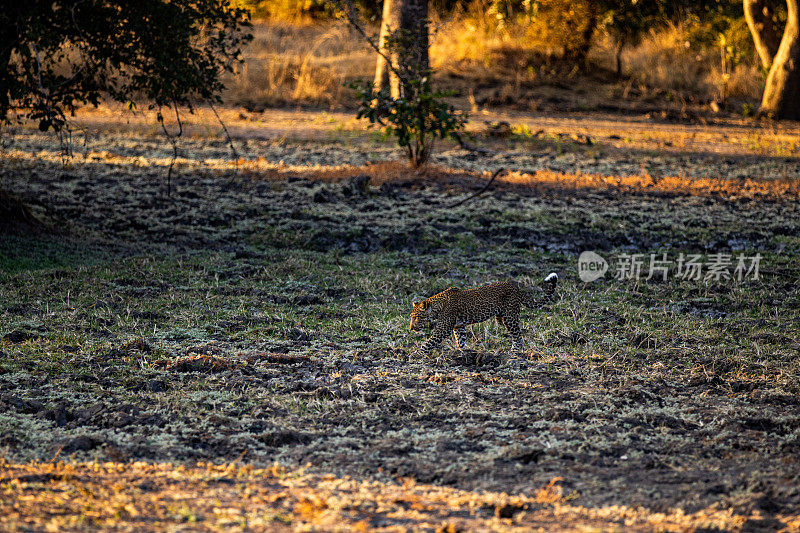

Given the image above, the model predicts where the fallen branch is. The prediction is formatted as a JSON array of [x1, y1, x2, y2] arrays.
[[448, 168, 507, 208], [451, 132, 497, 155]]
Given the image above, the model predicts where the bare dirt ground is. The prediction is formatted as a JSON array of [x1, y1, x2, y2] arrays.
[[1, 107, 799, 531]]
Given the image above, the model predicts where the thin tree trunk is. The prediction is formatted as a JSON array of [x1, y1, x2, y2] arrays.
[[375, 0, 429, 100], [744, 0, 781, 69], [0, 26, 14, 119], [760, 0, 800, 119], [615, 40, 625, 77], [374, 0, 402, 93]]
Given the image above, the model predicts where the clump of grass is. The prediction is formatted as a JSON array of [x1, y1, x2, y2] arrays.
[[605, 22, 763, 102], [0, 461, 753, 531]]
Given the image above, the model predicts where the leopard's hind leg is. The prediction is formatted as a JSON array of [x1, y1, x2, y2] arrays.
[[499, 313, 524, 352]]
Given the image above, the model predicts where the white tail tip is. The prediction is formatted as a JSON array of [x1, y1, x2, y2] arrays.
[[544, 272, 558, 283]]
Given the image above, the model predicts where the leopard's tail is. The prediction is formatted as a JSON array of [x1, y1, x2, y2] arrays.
[[543, 272, 558, 292], [523, 272, 558, 306]]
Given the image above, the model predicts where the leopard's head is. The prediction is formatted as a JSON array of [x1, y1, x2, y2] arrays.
[[409, 299, 436, 331]]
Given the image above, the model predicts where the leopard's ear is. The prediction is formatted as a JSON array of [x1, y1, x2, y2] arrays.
[[413, 300, 421, 308]]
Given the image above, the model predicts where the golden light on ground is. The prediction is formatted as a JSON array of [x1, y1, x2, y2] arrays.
[[2, 460, 793, 531], [498, 169, 800, 199], [5, 135, 796, 205]]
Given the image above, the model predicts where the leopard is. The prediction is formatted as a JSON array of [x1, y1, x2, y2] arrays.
[[408, 273, 557, 354]]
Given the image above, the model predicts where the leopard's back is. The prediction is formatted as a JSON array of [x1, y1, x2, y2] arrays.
[[409, 281, 524, 330], [448, 281, 524, 326]]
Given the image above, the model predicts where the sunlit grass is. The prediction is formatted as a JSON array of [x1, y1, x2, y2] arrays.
[[216, 15, 765, 112], [1, 460, 780, 531]]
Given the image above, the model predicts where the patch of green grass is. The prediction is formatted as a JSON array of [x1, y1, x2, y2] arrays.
[[0, 236, 109, 278]]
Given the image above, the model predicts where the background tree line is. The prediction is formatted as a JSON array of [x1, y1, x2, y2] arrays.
[[235, 0, 799, 119], [0, 0, 798, 139]]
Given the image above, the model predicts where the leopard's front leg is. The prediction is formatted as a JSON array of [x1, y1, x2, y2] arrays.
[[419, 318, 455, 355], [453, 326, 469, 350]]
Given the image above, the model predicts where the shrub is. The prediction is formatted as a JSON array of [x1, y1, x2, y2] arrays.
[[350, 77, 467, 167]]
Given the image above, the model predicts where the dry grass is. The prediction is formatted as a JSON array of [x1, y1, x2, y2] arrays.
[[430, 0, 593, 67], [222, 22, 374, 110], [1, 460, 785, 531], [497, 168, 800, 199], [2, 126, 800, 529], [615, 24, 763, 103], [224, 15, 764, 112], [429, 3, 509, 69]]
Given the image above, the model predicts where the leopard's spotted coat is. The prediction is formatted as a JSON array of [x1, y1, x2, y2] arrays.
[[409, 273, 557, 354]]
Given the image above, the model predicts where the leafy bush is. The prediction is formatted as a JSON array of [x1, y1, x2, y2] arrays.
[[350, 77, 466, 168]]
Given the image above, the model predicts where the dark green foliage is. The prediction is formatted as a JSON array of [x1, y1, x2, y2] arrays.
[[350, 78, 466, 167], [0, 1, 253, 131]]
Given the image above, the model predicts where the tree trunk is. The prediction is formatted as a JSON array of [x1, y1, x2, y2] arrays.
[[374, 0, 402, 93], [374, 0, 429, 100], [744, 0, 781, 69], [565, 7, 598, 66], [0, 22, 15, 118], [615, 39, 625, 77], [760, 0, 800, 119], [393, 0, 428, 98]]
